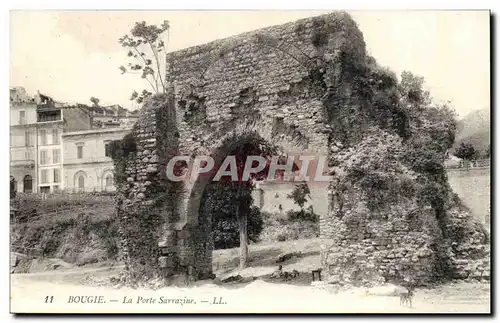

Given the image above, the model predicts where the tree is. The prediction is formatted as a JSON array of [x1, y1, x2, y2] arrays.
[[90, 97, 100, 107], [207, 134, 298, 269], [485, 145, 491, 158], [454, 142, 478, 161], [287, 183, 310, 210], [201, 181, 264, 250], [118, 20, 170, 104], [10, 177, 16, 199]]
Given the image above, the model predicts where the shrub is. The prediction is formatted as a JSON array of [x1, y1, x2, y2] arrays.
[[259, 211, 319, 242], [11, 195, 119, 264], [286, 207, 319, 222]]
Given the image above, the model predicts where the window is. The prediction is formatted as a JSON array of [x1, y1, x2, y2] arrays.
[[53, 168, 60, 183], [24, 131, 31, 146], [78, 176, 85, 191], [23, 175, 32, 193], [52, 149, 60, 164], [41, 169, 49, 184], [105, 174, 113, 188], [40, 150, 48, 165], [52, 129, 60, 144], [77, 146, 83, 159], [40, 186, 50, 194], [19, 111, 26, 125], [24, 150, 32, 160], [40, 129, 47, 145], [104, 142, 111, 157]]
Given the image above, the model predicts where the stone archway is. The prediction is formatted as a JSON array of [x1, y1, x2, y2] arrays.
[[114, 12, 342, 281], [175, 128, 329, 279], [114, 12, 489, 286]]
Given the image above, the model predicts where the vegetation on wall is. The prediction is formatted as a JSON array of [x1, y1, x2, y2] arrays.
[[108, 132, 137, 185]]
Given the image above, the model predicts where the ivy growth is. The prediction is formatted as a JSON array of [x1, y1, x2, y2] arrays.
[[108, 133, 137, 184]]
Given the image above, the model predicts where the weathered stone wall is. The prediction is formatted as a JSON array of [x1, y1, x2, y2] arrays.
[[114, 11, 489, 286], [115, 12, 365, 280]]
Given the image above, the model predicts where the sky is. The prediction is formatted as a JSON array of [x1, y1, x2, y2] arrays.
[[10, 10, 490, 117]]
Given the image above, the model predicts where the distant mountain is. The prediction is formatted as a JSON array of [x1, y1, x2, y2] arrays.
[[453, 108, 490, 153]]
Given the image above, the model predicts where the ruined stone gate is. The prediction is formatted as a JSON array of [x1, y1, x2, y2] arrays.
[[115, 12, 490, 285]]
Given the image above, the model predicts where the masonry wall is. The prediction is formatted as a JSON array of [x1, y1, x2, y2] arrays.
[[447, 168, 490, 228], [114, 11, 489, 285]]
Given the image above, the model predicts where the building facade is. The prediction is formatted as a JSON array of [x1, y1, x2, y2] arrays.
[[35, 93, 65, 194], [10, 87, 135, 194], [62, 127, 131, 192], [10, 88, 38, 193], [35, 93, 93, 193]]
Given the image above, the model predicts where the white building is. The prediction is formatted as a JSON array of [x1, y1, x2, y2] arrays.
[[10, 88, 95, 194], [10, 88, 38, 193], [35, 92, 93, 193], [10, 87, 135, 194], [62, 127, 131, 192]]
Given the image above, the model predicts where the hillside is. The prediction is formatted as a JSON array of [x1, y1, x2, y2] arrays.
[[454, 108, 490, 152]]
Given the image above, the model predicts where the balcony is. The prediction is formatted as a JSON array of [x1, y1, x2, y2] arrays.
[[63, 156, 113, 165], [37, 110, 62, 123], [10, 159, 35, 168]]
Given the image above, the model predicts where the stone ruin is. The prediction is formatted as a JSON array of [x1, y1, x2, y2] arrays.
[[113, 12, 490, 286]]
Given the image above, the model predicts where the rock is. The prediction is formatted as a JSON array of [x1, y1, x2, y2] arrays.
[[137, 193, 145, 199], [146, 166, 157, 173], [28, 258, 73, 273], [11, 252, 27, 267], [221, 274, 243, 283], [276, 251, 302, 263], [240, 276, 256, 283]]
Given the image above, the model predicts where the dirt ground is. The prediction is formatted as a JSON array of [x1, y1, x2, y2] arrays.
[[10, 270, 490, 314], [10, 238, 491, 314]]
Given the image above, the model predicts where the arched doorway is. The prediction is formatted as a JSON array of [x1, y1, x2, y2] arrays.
[[78, 176, 85, 191], [105, 174, 113, 188], [23, 175, 32, 193], [74, 171, 87, 192], [101, 169, 114, 191], [187, 132, 315, 278]]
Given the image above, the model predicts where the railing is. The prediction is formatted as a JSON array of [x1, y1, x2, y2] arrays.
[[37, 114, 62, 122], [10, 159, 35, 167], [445, 158, 490, 170], [18, 190, 116, 200]]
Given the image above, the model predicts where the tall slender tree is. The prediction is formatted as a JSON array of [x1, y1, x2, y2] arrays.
[[118, 20, 170, 104]]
